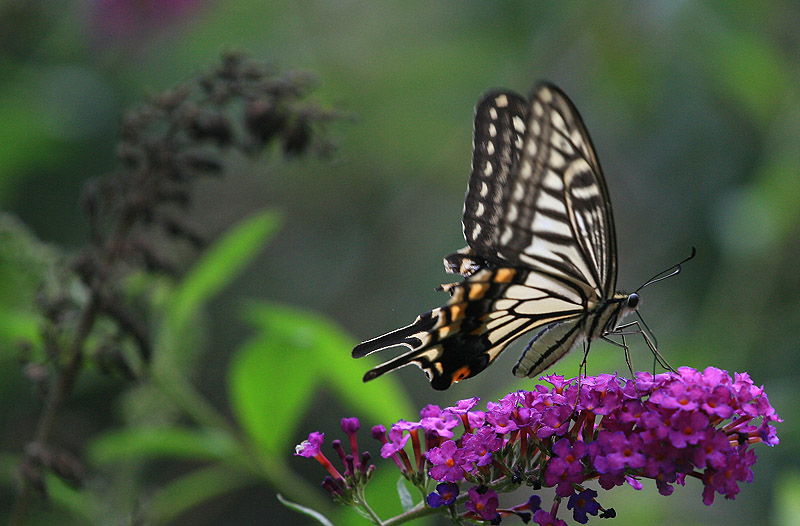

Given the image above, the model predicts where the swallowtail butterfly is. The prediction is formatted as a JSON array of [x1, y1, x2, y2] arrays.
[[353, 82, 683, 390]]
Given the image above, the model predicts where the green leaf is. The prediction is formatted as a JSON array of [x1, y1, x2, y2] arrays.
[[396, 477, 415, 513], [87, 427, 241, 466], [0, 213, 59, 353], [164, 209, 282, 334], [146, 464, 257, 523], [45, 472, 99, 521], [154, 209, 282, 381], [306, 310, 416, 424], [0, 305, 40, 353], [228, 302, 321, 455], [775, 471, 800, 526], [229, 302, 416, 457], [277, 494, 335, 526]]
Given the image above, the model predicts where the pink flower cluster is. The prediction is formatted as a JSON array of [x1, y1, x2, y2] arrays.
[[296, 367, 780, 524]]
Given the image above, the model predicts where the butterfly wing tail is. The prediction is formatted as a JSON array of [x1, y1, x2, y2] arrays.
[[351, 310, 438, 359], [361, 339, 465, 391], [353, 309, 465, 389], [361, 347, 435, 383]]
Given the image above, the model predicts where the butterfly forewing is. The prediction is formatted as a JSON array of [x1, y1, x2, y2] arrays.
[[462, 91, 528, 257], [488, 84, 617, 298], [354, 82, 628, 389]]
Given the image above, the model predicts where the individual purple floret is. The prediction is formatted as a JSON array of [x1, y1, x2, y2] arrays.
[[427, 481, 459, 508], [567, 488, 601, 524], [465, 486, 500, 522], [294, 418, 375, 503]]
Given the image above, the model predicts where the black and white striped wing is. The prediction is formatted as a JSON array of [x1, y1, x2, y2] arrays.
[[354, 83, 619, 389], [461, 91, 529, 260], [461, 84, 617, 299], [444, 91, 528, 278]]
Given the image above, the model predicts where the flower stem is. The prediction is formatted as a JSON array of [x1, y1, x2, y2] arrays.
[[382, 502, 440, 526], [355, 487, 385, 525]]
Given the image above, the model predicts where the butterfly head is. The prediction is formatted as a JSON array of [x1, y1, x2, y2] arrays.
[[610, 291, 641, 331], [614, 292, 641, 326], [626, 292, 640, 310]]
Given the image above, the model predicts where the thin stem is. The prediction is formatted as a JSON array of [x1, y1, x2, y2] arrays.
[[151, 364, 235, 434], [10, 186, 141, 525], [382, 502, 440, 526], [36, 297, 99, 442], [264, 457, 340, 521], [356, 490, 385, 525], [10, 295, 100, 526]]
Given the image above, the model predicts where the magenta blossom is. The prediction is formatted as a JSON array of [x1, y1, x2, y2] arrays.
[[465, 486, 499, 521], [295, 367, 780, 524]]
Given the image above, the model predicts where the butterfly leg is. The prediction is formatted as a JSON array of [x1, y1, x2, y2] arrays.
[[564, 341, 591, 425], [601, 333, 637, 379], [579, 340, 591, 378], [612, 320, 674, 373], [601, 332, 651, 402]]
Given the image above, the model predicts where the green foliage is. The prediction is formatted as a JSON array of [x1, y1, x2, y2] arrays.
[[65, 210, 408, 523], [2, 2, 799, 525], [0, 214, 57, 352], [396, 478, 415, 513], [229, 302, 323, 456], [41, 474, 98, 523], [775, 471, 800, 526], [164, 210, 283, 337], [146, 465, 258, 524], [155, 209, 283, 370], [88, 428, 241, 465], [230, 300, 416, 458]]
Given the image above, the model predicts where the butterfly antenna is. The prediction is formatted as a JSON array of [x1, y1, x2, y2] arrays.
[[635, 246, 696, 293]]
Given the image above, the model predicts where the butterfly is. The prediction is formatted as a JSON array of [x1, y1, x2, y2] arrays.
[[353, 82, 689, 390]]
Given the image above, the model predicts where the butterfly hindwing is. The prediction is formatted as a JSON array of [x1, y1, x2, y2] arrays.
[[354, 266, 589, 390], [511, 315, 587, 378]]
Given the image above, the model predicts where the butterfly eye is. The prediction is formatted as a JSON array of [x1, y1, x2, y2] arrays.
[[627, 293, 640, 309]]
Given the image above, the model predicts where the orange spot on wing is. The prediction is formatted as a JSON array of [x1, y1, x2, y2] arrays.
[[494, 268, 516, 283], [468, 283, 490, 300], [470, 324, 487, 336], [448, 302, 466, 321], [451, 366, 472, 384], [437, 321, 461, 338]]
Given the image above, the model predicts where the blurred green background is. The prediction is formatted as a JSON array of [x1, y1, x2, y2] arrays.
[[1, 1, 799, 525]]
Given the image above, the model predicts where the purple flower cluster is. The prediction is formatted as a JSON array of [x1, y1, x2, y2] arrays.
[[295, 418, 375, 504], [295, 367, 780, 524], [424, 367, 778, 522]]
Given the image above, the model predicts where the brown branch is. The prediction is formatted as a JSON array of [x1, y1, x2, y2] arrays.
[[10, 295, 99, 525]]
